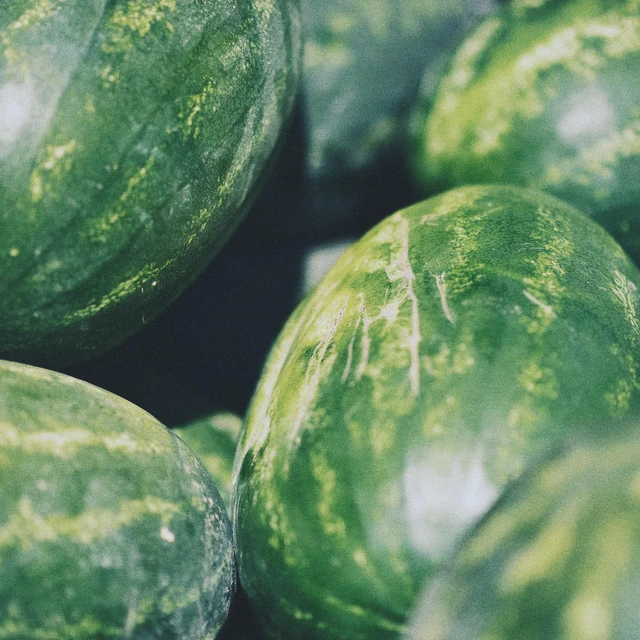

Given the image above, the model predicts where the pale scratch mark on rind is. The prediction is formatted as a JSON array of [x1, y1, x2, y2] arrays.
[[392, 218, 423, 396], [289, 301, 348, 450], [355, 295, 370, 383], [435, 272, 456, 325], [342, 313, 362, 383], [523, 289, 556, 318]]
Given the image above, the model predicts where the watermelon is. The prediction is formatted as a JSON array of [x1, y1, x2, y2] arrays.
[[0, 0, 301, 366], [303, 0, 499, 181], [0, 359, 235, 638], [233, 0, 500, 247], [410, 0, 640, 261], [232, 185, 640, 639], [174, 412, 243, 509], [409, 427, 640, 640]]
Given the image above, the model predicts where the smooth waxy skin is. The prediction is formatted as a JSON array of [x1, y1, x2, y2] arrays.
[[303, 0, 498, 181], [412, 0, 640, 260], [233, 185, 640, 639], [174, 412, 243, 509], [0, 0, 301, 365], [0, 360, 235, 638], [410, 430, 640, 640]]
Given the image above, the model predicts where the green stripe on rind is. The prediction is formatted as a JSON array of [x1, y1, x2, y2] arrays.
[[0, 360, 235, 639], [174, 412, 243, 509], [233, 185, 640, 639], [0, 0, 302, 366], [410, 428, 640, 640], [411, 0, 640, 260]]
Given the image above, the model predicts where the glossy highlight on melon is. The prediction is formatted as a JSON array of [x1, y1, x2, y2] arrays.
[[0, 359, 236, 638], [410, 428, 640, 640], [233, 185, 640, 639], [411, 0, 640, 261], [0, 0, 301, 366]]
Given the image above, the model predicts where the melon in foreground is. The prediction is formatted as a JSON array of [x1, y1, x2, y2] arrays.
[[410, 0, 640, 261], [0, 0, 301, 366], [232, 185, 640, 639], [0, 360, 235, 638], [410, 427, 640, 640]]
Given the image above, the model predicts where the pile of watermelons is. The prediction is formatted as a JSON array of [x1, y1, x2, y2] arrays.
[[2, 0, 640, 638]]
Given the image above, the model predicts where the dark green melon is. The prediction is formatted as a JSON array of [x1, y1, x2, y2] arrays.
[[0, 0, 301, 366], [409, 427, 640, 640], [174, 412, 243, 509], [232, 185, 640, 639], [411, 0, 640, 261], [0, 359, 235, 638], [303, 0, 499, 181]]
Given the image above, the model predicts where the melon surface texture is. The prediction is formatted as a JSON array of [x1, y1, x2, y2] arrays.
[[0, 0, 301, 366], [410, 428, 640, 640], [0, 360, 235, 638], [233, 185, 640, 639], [411, 0, 640, 261]]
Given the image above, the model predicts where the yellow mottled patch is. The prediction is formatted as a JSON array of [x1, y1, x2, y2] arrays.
[[0, 495, 180, 549], [461, 509, 518, 568], [421, 394, 457, 438], [0, 422, 168, 457], [604, 375, 634, 416], [1, 0, 62, 66], [563, 517, 633, 640], [500, 504, 577, 593], [518, 361, 558, 399], [304, 40, 351, 69], [178, 81, 217, 140], [353, 548, 368, 567], [506, 403, 538, 430], [102, 0, 177, 55], [30, 140, 78, 203], [630, 470, 640, 498], [159, 585, 201, 616], [430, 16, 640, 161], [310, 449, 346, 538], [89, 153, 156, 240], [0, 616, 117, 639], [64, 263, 161, 322], [426, 17, 503, 156], [564, 593, 612, 640]]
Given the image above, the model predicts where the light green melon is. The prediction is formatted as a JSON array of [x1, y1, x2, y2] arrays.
[[0, 359, 236, 638], [233, 185, 640, 639], [411, 0, 640, 261], [410, 427, 640, 640]]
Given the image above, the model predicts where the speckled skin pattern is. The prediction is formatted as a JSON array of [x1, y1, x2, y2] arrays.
[[411, 0, 640, 261], [0, 359, 236, 638], [0, 0, 301, 365], [233, 185, 640, 639]]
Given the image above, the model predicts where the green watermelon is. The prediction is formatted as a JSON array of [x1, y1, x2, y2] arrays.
[[0, 0, 301, 366], [303, 0, 499, 181], [410, 0, 640, 261], [174, 412, 243, 509], [0, 359, 235, 638], [409, 427, 640, 640], [232, 185, 640, 640]]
